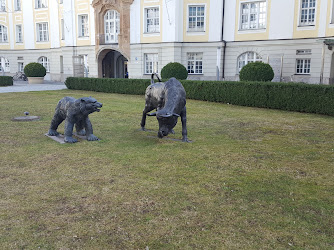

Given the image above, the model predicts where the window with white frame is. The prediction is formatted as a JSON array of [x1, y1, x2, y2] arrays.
[[0, 25, 8, 43], [296, 59, 311, 74], [15, 0, 21, 11], [187, 53, 203, 74], [237, 52, 262, 72], [61, 19, 65, 40], [36, 22, 49, 42], [188, 5, 205, 32], [104, 10, 120, 43], [38, 56, 50, 72], [16, 25, 23, 43], [0, 0, 5, 12], [0, 57, 10, 72], [300, 0, 316, 25], [78, 15, 89, 37], [240, 1, 266, 30], [18, 62, 24, 72], [35, 0, 47, 9], [144, 7, 159, 33], [144, 53, 158, 74]]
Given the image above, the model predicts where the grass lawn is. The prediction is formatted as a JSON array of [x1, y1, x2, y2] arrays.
[[0, 89, 333, 249]]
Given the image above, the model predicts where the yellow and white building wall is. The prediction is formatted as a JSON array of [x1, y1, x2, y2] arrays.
[[0, 0, 97, 81], [224, 0, 334, 84], [1, 0, 334, 84], [129, 0, 224, 80]]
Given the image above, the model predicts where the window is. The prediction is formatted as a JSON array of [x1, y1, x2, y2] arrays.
[[300, 0, 316, 25], [188, 5, 205, 32], [144, 53, 158, 74], [78, 15, 89, 37], [0, 57, 10, 72], [61, 19, 65, 40], [35, 0, 47, 8], [0, 25, 8, 43], [0, 0, 5, 12], [240, 1, 266, 30], [104, 10, 120, 43], [187, 53, 203, 74], [15, 0, 21, 11], [36, 22, 49, 42], [144, 7, 159, 33], [16, 25, 23, 43], [237, 52, 262, 72], [296, 59, 311, 74], [18, 62, 24, 72], [38, 56, 49, 72]]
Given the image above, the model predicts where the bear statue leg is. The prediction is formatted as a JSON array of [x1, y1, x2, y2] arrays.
[[48, 113, 64, 136], [84, 117, 99, 141], [75, 120, 86, 136], [64, 119, 78, 143]]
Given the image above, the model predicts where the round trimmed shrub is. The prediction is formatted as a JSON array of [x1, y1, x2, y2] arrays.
[[239, 61, 274, 82], [161, 62, 188, 80], [24, 62, 46, 77]]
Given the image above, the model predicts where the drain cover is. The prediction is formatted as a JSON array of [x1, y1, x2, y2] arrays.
[[12, 116, 40, 121]]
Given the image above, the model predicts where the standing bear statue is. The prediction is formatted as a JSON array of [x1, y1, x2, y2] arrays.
[[47, 96, 102, 143]]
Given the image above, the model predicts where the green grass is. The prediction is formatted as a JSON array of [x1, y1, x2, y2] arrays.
[[0, 89, 333, 249]]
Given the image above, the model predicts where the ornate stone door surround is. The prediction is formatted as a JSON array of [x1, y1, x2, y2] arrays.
[[92, 0, 133, 59]]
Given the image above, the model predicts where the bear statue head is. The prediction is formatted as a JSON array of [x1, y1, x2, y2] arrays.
[[77, 97, 103, 115]]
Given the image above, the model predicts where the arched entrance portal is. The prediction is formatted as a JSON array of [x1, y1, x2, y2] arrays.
[[98, 49, 128, 78]]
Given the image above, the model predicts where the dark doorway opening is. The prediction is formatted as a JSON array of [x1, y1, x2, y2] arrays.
[[101, 50, 128, 78]]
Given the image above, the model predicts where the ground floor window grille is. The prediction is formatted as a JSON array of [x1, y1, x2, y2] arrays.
[[187, 52, 203, 74], [144, 53, 158, 74], [237, 51, 262, 71], [0, 57, 10, 72], [18, 62, 24, 72], [296, 59, 311, 74], [38, 56, 50, 72]]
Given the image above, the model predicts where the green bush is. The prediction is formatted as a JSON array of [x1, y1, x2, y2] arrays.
[[0, 76, 13, 86], [24, 62, 46, 77], [65, 77, 150, 95], [161, 62, 188, 80], [239, 61, 274, 82], [65, 77, 334, 117]]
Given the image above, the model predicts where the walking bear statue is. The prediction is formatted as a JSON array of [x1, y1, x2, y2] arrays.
[[47, 96, 103, 143]]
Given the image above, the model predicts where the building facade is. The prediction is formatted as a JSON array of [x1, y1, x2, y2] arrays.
[[0, 0, 334, 84]]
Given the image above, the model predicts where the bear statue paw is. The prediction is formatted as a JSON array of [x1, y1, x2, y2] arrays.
[[48, 130, 59, 136], [64, 136, 78, 143], [87, 134, 99, 141]]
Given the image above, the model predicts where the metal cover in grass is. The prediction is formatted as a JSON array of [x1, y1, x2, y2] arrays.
[[12, 116, 40, 121]]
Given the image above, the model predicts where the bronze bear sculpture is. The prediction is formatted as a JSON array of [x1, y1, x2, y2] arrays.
[[48, 96, 102, 143]]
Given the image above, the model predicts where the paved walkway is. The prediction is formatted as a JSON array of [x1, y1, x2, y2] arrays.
[[0, 80, 67, 93]]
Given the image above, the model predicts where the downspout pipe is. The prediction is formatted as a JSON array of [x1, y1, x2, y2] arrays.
[[221, 0, 226, 80]]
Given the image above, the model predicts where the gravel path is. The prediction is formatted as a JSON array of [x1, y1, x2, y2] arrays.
[[0, 80, 67, 93]]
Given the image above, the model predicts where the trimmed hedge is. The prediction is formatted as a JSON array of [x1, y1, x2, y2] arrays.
[[239, 62, 274, 82], [65, 77, 334, 116], [24, 62, 46, 77], [161, 62, 188, 80], [0, 76, 13, 86]]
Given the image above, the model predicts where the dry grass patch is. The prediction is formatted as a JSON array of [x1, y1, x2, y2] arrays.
[[0, 90, 333, 249]]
